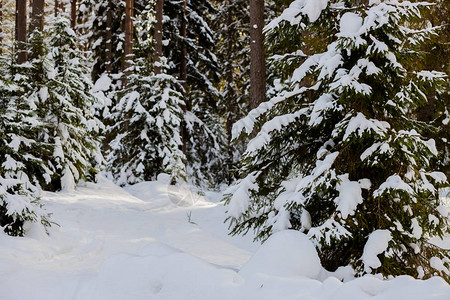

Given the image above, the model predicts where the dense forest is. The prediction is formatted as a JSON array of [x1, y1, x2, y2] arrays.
[[0, 0, 449, 281]]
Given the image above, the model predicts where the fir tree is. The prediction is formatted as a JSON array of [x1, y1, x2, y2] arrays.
[[0, 56, 51, 236], [163, 0, 227, 187], [31, 17, 103, 191], [78, 0, 125, 80], [107, 58, 186, 185], [227, 0, 450, 280], [215, 0, 251, 183]]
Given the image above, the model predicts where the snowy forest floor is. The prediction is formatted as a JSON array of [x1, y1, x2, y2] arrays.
[[1, 176, 450, 300]]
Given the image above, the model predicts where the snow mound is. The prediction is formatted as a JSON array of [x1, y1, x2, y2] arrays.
[[239, 230, 321, 279], [340, 12, 362, 35]]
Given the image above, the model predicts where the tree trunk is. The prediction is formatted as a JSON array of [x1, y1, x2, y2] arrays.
[[71, 0, 77, 28], [180, 0, 188, 101], [30, 0, 44, 33], [123, 0, 133, 83], [249, 0, 266, 110], [55, 0, 59, 16], [105, 3, 112, 73], [180, 0, 188, 155], [0, 0, 3, 49], [15, 0, 27, 63], [153, 0, 164, 74], [225, 1, 237, 183]]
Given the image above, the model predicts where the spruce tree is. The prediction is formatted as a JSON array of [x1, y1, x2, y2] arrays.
[[78, 0, 125, 80], [107, 58, 186, 185], [215, 0, 251, 183], [227, 0, 450, 280], [163, 0, 227, 187], [31, 17, 103, 191], [0, 57, 51, 236]]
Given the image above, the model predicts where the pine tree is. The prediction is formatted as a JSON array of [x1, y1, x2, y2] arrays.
[[78, 0, 125, 80], [0, 56, 51, 236], [215, 0, 251, 183], [415, 0, 450, 179], [31, 16, 103, 191], [163, 0, 227, 187], [227, 0, 450, 280], [107, 58, 185, 185]]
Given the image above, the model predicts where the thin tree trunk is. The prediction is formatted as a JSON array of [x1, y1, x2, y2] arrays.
[[30, 0, 44, 32], [225, 1, 237, 183], [180, 0, 188, 101], [29, 0, 44, 61], [105, 3, 112, 73], [0, 0, 3, 49], [123, 0, 133, 83], [153, 0, 164, 74], [15, 0, 27, 63], [55, 0, 59, 16], [180, 0, 188, 155], [71, 0, 77, 28], [249, 0, 266, 110]]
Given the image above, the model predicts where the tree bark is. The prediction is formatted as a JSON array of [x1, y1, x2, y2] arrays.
[[0, 0, 3, 48], [55, 0, 59, 16], [30, 0, 44, 33], [249, 0, 266, 110], [180, 0, 188, 99], [15, 0, 27, 63], [105, 3, 112, 73], [153, 0, 164, 74], [123, 0, 133, 82], [225, 1, 237, 183], [180, 0, 188, 155], [71, 0, 77, 28]]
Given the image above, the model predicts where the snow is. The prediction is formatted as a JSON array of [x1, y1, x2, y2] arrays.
[[362, 229, 392, 273], [340, 112, 388, 141], [226, 172, 260, 219], [339, 12, 362, 35], [239, 230, 321, 279], [93, 74, 112, 92], [374, 174, 414, 197], [336, 180, 363, 219], [265, 0, 329, 30], [1, 176, 450, 300], [430, 257, 450, 275]]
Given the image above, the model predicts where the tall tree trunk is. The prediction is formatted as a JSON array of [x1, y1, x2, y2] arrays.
[[29, 0, 44, 61], [0, 0, 3, 50], [180, 0, 188, 155], [180, 0, 188, 100], [71, 0, 77, 28], [15, 0, 27, 63], [105, 3, 112, 73], [123, 0, 133, 83], [55, 0, 59, 16], [249, 0, 266, 110], [225, 1, 237, 183], [153, 0, 164, 74], [30, 0, 44, 32]]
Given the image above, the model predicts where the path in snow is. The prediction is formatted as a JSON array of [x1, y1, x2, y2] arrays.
[[0, 176, 449, 300]]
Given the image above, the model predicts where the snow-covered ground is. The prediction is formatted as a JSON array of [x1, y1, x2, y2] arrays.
[[1, 176, 449, 300]]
